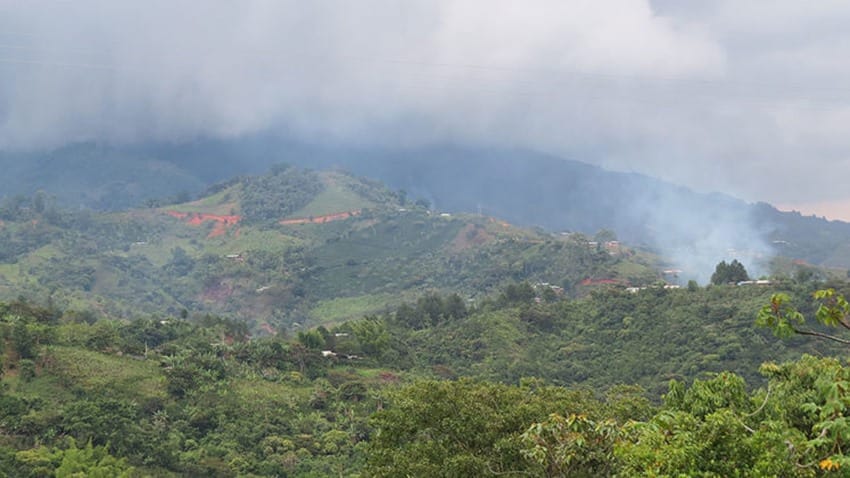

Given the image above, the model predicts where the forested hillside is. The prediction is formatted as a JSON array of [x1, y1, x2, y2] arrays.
[[0, 165, 660, 333], [364, 283, 843, 395], [4, 163, 850, 476], [5, 141, 850, 269], [4, 2, 850, 475], [2, 279, 850, 476]]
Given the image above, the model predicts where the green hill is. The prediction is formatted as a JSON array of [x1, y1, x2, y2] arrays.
[[1, 163, 848, 475], [0, 166, 661, 332], [7, 140, 850, 272]]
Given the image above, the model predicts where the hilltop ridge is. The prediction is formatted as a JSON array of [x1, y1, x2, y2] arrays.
[[4, 140, 850, 271], [0, 165, 660, 332]]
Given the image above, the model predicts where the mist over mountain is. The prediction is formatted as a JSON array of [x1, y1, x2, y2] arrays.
[[3, 138, 850, 280], [6, 4, 850, 476], [320, 147, 774, 280], [1, 2, 849, 282]]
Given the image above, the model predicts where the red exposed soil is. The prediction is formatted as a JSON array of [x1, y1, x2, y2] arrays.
[[166, 211, 241, 238], [279, 210, 361, 225]]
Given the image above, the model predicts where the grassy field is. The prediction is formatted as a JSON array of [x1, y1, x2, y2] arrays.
[[0, 263, 18, 280], [232, 377, 312, 411], [288, 173, 377, 218], [167, 184, 242, 215], [203, 228, 303, 256], [613, 258, 660, 283], [43, 346, 166, 401], [309, 293, 400, 324]]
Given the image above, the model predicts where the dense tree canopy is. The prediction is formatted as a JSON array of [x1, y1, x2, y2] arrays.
[[711, 259, 750, 285], [1, 282, 850, 475]]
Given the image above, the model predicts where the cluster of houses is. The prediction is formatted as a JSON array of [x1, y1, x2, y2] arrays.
[[623, 279, 773, 293]]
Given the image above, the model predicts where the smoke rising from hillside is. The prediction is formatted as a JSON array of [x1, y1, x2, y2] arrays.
[[329, 149, 774, 283], [1, 1, 849, 276], [628, 185, 773, 283]]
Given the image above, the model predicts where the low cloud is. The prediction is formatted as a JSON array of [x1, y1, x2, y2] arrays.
[[1, 1, 849, 209]]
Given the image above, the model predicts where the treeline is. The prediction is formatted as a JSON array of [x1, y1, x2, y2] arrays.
[[2, 279, 849, 476], [0, 300, 379, 476], [341, 281, 842, 394], [367, 356, 850, 476], [239, 165, 324, 224]]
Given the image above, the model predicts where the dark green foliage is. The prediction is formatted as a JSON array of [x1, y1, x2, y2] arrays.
[[17, 359, 35, 382], [297, 329, 326, 350], [4, 282, 850, 475], [14, 438, 135, 477], [500, 281, 536, 304], [59, 398, 142, 456], [3, 165, 850, 475], [350, 316, 390, 357], [375, 285, 841, 395], [163, 246, 195, 277], [0, 301, 381, 476], [393, 293, 469, 330], [239, 165, 324, 223], [0, 218, 55, 263], [367, 356, 850, 477], [366, 379, 616, 477], [711, 259, 750, 285]]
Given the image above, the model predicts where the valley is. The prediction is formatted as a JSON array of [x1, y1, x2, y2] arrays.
[[3, 3, 850, 475], [0, 164, 849, 476]]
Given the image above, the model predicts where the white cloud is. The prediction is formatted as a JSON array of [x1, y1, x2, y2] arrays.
[[1, 1, 850, 208]]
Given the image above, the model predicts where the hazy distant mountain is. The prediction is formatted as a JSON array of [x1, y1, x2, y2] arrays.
[[293, 145, 850, 272], [3, 138, 850, 271]]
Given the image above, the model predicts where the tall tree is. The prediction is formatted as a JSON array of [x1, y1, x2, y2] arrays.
[[711, 259, 749, 285]]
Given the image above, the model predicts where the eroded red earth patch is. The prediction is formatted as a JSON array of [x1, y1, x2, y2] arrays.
[[166, 211, 241, 238]]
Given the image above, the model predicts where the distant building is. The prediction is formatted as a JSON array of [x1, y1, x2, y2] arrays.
[[738, 280, 773, 286]]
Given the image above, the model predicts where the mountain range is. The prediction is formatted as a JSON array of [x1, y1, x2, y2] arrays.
[[3, 137, 850, 273]]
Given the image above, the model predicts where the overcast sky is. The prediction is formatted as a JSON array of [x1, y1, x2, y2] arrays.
[[2, 1, 850, 218]]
